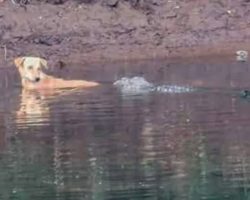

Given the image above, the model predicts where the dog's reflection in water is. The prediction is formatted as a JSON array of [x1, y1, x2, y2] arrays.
[[16, 89, 61, 127]]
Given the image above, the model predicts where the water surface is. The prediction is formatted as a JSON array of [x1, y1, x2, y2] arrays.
[[0, 58, 250, 200]]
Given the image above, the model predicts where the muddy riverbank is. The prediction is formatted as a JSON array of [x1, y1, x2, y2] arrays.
[[0, 0, 250, 67]]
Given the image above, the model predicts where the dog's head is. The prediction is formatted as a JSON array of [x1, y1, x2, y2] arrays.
[[14, 57, 48, 83]]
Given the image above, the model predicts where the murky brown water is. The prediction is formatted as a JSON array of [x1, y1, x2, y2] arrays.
[[0, 58, 250, 200]]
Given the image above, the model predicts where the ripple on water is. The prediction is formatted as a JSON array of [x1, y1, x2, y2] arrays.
[[0, 60, 250, 199]]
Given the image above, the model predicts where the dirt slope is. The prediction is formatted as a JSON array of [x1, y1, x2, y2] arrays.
[[0, 0, 250, 65]]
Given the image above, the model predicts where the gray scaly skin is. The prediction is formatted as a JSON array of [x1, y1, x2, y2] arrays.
[[113, 77, 195, 94]]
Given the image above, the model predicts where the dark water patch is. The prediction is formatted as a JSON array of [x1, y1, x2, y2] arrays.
[[0, 59, 250, 199]]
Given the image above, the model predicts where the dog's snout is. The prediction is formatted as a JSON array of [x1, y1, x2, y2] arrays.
[[35, 77, 40, 82]]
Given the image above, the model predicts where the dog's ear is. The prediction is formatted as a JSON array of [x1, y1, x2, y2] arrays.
[[40, 58, 48, 69], [14, 57, 25, 68]]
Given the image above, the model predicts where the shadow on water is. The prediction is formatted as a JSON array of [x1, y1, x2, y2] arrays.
[[1, 58, 250, 199]]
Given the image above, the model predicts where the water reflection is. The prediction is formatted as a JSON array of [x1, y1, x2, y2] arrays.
[[0, 59, 250, 199], [15, 89, 84, 128], [16, 89, 51, 128]]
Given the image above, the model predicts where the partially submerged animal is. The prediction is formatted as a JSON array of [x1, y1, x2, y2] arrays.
[[113, 77, 154, 93], [240, 90, 250, 98], [113, 76, 195, 94], [14, 57, 99, 90]]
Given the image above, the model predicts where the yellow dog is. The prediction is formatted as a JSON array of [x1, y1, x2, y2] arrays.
[[14, 57, 99, 90]]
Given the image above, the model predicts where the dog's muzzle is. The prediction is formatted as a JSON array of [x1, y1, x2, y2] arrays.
[[22, 76, 40, 83]]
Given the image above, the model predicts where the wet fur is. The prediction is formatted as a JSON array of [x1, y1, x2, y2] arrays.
[[14, 57, 99, 90]]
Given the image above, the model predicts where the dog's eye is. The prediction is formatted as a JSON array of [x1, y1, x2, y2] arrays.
[[28, 66, 33, 70]]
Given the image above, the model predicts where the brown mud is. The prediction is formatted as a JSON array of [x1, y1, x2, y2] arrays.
[[0, 0, 250, 67]]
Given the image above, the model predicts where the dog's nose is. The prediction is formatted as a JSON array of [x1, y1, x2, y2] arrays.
[[35, 77, 40, 82]]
